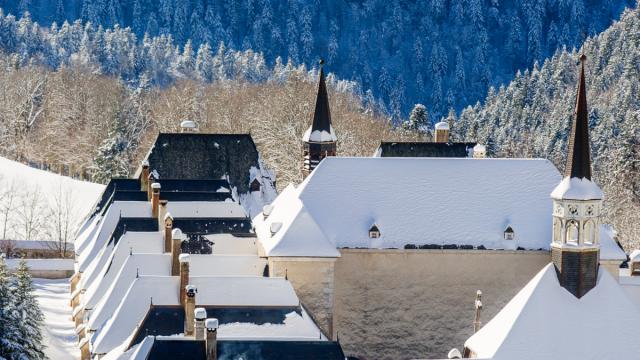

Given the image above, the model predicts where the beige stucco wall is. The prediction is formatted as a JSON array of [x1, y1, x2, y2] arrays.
[[268, 257, 336, 336], [332, 249, 551, 360]]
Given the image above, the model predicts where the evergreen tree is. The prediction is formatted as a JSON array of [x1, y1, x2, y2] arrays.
[[408, 104, 429, 131], [13, 259, 45, 360], [0, 255, 23, 359]]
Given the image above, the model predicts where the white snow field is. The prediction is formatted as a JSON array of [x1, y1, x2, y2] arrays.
[[0, 156, 105, 239], [33, 278, 80, 360]]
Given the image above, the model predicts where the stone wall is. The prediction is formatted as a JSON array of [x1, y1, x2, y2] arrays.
[[268, 257, 336, 336], [331, 249, 550, 360]]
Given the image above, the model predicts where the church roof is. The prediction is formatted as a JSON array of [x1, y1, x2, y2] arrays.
[[254, 157, 562, 254], [302, 64, 337, 143], [374, 141, 476, 158], [565, 54, 592, 180], [464, 263, 640, 359]]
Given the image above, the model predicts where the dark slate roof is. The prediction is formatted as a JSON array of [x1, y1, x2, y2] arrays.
[[310, 64, 332, 133], [155, 179, 231, 192], [140, 133, 260, 193], [93, 178, 141, 216], [377, 141, 476, 158], [146, 339, 345, 360], [108, 218, 159, 246], [147, 339, 206, 360], [132, 306, 302, 347], [565, 54, 592, 180], [172, 218, 252, 235]]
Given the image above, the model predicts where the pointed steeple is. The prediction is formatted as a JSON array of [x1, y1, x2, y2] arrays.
[[564, 54, 592, 180], [310, 60, 332, 134]]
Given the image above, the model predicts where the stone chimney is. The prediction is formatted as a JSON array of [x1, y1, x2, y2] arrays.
[[163, 212, 173, 252], [184, 285, 197, 336], [434, 121, 450, 143], [179, 253, 190, 304], [151, 183, 161, 218], [206, 318, 218, 360], [174, 231, 186, 277], [194, 308, 207, 340], [140, 160, 150, 191]]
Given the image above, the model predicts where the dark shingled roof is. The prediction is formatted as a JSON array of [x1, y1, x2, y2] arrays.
[[108, 218, 159, 246], [140, 133, 260, 193], [377, 141, 476, 158], [146, 339, 345, 360], [310, 64, 332, 134], [93, 178, 141, 216], [131, 306, 302, 347], [565, 54, 593, 180], [172, 218, 252, 235]]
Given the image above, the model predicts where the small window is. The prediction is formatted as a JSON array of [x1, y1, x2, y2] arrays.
[[250, 178, 261, 192], [369, 224, 380, 239], [566, 221, 579, 245], [504, 226, 515, 240]]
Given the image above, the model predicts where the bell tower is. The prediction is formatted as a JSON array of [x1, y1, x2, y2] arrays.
[[302, 60, 337, 179], [550, 54, 603, 298]]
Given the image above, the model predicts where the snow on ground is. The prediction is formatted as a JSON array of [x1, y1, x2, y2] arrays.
[[33, 278, 79, 360], [0, 156, 105, 240]]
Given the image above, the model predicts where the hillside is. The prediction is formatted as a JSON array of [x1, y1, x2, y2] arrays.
[[453, 8, 640, 249], [0, 156, 104, 246], [0, 1, 634, 117]]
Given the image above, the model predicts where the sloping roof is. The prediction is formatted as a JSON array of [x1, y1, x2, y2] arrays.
[[137, 133, 260, 193], [92, 276, 301, 354], [375, 141, 476, 158], [564, 54, 592, 180], [253, 184, 340, 257], [464, 263, 640, 359], [599, 225, 626, 261], [256, 157, 561, 254]]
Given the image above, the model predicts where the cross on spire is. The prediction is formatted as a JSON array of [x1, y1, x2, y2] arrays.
[[310, 59, 332, 134], [564, 54, 592, 180]]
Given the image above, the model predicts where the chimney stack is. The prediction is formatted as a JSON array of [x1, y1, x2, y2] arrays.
[[164, 212, 174, 253], [194, 308, 207, 340], [434, 121, 450, 143], [151, 183, 161, 218], [184, 285, 197, 336], [140, 160, 150, 191], [179, 252, 190, 304], [173, 231, 186, 276], [205, 318, 218, 360], [147, 173, 156, 201]]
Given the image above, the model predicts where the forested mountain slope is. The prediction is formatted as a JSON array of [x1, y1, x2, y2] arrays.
[[454, 8, 640, 248], [0, 0, 634, 117]]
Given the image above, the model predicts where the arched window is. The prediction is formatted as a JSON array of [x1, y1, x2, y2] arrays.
[[584, 221, 596, 245], [553, 219, 562, 243], [566, 221, 579, 245]]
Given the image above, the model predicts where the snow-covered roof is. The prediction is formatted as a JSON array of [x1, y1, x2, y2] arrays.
[[4, 258, 74, 271], [464, 263, 640, 359], [599, 225, 626, 261], [92, 275, 300, 354], [204, 233, 259, 255], [255, 157, 561, 254], [473, 144, 486, 152], [189, 255, 266, 276], [550, 176, 603, 200], [76, 201, 152, 272], [88, 254, 171, 331], [435, 121, 449, 130], [302, 125, 338, 142], [629, 250, 640, 263], [253, 184, 340, 257], [80, 232, 162, 295]]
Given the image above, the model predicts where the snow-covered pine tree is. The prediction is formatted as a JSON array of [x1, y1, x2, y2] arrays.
[[0, 255, 24, 359], [13, 259, 45, 360], [407, 104, 429, 131]]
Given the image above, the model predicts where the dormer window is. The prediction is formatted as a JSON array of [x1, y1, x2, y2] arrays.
[[262, 205, 273, 220], [250, 178, 261, 192], [369, 224, 380, 239], [270, 222, 282, 236], [504, 226, 515, 241]]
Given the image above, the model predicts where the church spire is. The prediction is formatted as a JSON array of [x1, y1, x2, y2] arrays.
[[564, 54, 592, 180], [310, 60, 332, 134], [301, 60, 337, 179]]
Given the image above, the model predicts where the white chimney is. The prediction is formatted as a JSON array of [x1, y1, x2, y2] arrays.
[[180, 120, 198, 133]]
